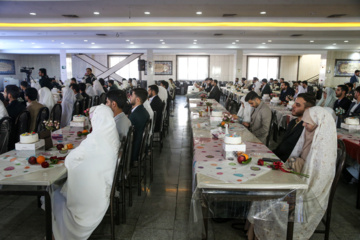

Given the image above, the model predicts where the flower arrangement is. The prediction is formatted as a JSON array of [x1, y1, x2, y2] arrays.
[[200, 93, 207, 101], [205, 102, 213, 107], [43, 120, 60, 132], [84, 108, 90, 117], [257, 160, 309, 178], [219, 113, 234, 127], [335, 107, 345, 116]]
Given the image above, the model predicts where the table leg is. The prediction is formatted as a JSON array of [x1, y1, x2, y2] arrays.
[[286, 191, 296, 240], [201, 194, 209, 240], [44, 191, 53, 240]]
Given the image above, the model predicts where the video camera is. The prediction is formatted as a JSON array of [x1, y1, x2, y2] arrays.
[[20, 67, 35, 83]]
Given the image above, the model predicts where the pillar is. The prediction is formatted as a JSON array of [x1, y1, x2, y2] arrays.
[[59, 50, 68, 82], [146, 49, 155, 86], [234, 50, 243, 82]]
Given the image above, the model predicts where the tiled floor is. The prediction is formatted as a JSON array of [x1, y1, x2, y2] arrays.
[[1, 95, 360, 240]]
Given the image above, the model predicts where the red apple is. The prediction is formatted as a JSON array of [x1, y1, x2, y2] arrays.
[[237, 155, 246, 164], [28, 156, 37, 165], [56, 144, 64, 150], [41, 162, 49, 168], [77, 131, 82, 137]]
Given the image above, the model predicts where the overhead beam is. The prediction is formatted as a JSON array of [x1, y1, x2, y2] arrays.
[[97, 53, 142, 79]]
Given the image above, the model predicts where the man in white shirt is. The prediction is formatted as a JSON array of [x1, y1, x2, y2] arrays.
[[251, 77, 262, 95], [345, 86, 360, 117]]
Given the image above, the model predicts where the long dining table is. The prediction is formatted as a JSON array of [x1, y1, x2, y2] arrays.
[[0, 126, 87, 239], [188, 98, 308, 240]]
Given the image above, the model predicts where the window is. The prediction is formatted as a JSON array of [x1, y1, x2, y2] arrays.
[[177, 56, 209, 80], [108, 55, 140, 79], [247, 56, 280, 80]]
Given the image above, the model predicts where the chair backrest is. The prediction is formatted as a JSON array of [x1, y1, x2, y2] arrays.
[[99, 93, 107, 104], [138, 119, 151, 161], [50, 103, 62, 124], [124, 126, 134, 177], [15, 110, 31, 135], [72, 100, 81, 116], [87, 96, 93, 109], [93, 95, 100, 106], [266, 111, 276, 147], [109, 137, 125, 203], [228, 100, 239, 114], [160, 101, 167, 132], [35, 107, 50, 133], [0, 117, 12, 154], [79, 98, 86, 114], [83, 96, 89, 111], [225, 93, 233, 110]]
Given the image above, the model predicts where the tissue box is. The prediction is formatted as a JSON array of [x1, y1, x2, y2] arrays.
[[15, 139, 46, 157], [341, 123, 360, 131], [70, 117, 89, 128], [222, 142, 246, 152]]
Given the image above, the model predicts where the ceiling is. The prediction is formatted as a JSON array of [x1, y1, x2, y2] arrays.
[[0, 0, 360, 54]]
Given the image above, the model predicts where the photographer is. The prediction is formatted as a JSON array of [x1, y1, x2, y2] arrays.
[[38, 68, 52, 90]]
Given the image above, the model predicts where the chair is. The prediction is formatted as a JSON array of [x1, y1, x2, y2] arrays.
[[132, 119, 151, 196], [0, 117, 12, 154], [228, 100, 239, 114], [9, 110, 31, 149], [50, 104, 62, 126], [153, 102, 165, 152], [99, 93, 106, 104], [225, 93, 233, 111], [93, 95, 100, 106], [265, 111, 276, 147], [79, 98, 86, 115], [35, 107, 50, 133], [314, 139, 346, 240], [147, 111, 157, 183], [83, 96, 89, 111], [72, 100, 81, 116], [121, 126, 134, 211], [87, 96, 93, 109]]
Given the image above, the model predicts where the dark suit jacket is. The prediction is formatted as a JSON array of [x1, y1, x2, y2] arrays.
[[204, 85, 212, 93], [280, 88, 295, 102], [150, 95, 164, 132], [6, 100, 26, 120], [208, 85, 221, 102], [129, 104, 149, 162], [260, 84, 272, 97], [345, 101, 360, 117], [273, 119, 304, 162], [350, 75, 359, 84], [27, 101, 45, 132], [306, 85, 314, 94], [333, 97, 352, 114]]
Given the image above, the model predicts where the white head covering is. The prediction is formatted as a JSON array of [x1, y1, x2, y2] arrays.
[[237, 94, 253, 123], [85, 83, 95, 97], [113, 80, 121, 89], [60, 80, 75, 128], [38, 86, 55, 112], [324, 107, 336, 121], [93, 80, 105, 96], [31, 80, 41, 91], [316, 87, 337, 108], [0, 100, 9, 119], [254, 81, 262, 95], [120, 80, 129, 90]]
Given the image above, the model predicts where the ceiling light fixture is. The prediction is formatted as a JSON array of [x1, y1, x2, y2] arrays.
[[162, 42, 165, 44], [84, 40, 88, 42], [31, 42, 35, 44], [268, 40, 272, 42], [51, 40, 55, 42], [91, 42, 95, 44], [194, 40, 197, 41], [196, 12, 202, 15], [262, 42, 266, 44], [193, 42, 197, 44], [126, 39, 130, 41], [236, 40, 239, 42], [61, 42, 64, 44], [344, 40, 349, 43], [160, 39, 163, 41], [94, 12, 100, 15], [333, 43, 337, 45], [232, 42, 236, 44], [144, 12, 150, 15], [20, 40, 24, 42], [260, 11, 266, 15], [130, 42, 134, 44], [310, 40, 314, 42], [29, 13, 36, 16]]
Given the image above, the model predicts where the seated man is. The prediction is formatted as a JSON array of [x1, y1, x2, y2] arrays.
[[19, 81, 30, 103], [129, 88, 150, 162], [148, 85, 164, 132], [273, 93, 316, 162], [4, 85, 26, 120], [345, 86, 360, 117], [160, 80, 171, 115], [204, 78, 213, 92], [25, 88, 45, 132], [71, 83, 84, 101], [108, 80, 119, 91], [334, 84, 352, 115], [345, 82, 355, 100], [260, 79, 272, 97], [245, 91, 272, 144], [279, 82, 295, 102], [106, 90, 131, 139], [302, 81, 314, 94], [70, 78, 77, 85], [79, 83, 89, 99], [208, 79, 221, 102], [98, 78, 108, 93], [51, 78, 62, 90]]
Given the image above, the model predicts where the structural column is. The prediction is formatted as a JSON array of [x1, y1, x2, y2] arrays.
[[234, 50, 243, 82], [146, 49, 155, 86], [59, 50, 68, 82]]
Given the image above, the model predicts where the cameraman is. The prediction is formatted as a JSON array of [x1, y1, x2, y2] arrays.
[[82, 68, 96, 84], [38, 68, 52, 90]]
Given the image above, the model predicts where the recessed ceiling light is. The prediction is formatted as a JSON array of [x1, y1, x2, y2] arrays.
[[144, 12, 150, 15], [236, 40, 239, 42], [61, 42, 64, 44], [94, 12, 100, 15], [194, 40, 197, 42], [29, 13, 36, 16], [162, 42, 165, 44], [268, 40, 272, 42], [91, 42, 95, 44], [126, 39, 130, 42], [31, 42, 35, 44], [196, 11, 202, 15], [130, 42, 134, 44], [232, 42, 236, 44], [20, 40, 24, 42], [51, 40, 55, 42], [260, 11, 266, 15], [262, 42, 266, 44], [160, 39, 164, 41], [333, 43, 337, 45], [84, 40, 88, 42], [310, 40, 314, 43], [193, 42, 197, 44], [344, 40, 349, 43]]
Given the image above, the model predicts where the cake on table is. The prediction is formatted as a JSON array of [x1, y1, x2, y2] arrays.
[[224, 134, 242, 144], [73, 115, 86, 122], [20, 132, 39, 144], [345, 117, 360, 125], [222, 133, 246, 160]]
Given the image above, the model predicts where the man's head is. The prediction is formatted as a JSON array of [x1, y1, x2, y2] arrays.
[[20, 81, 29, 91], [70, 78, 77, 85], [261, 79, 267, 86], [106, 90, 127, 114], [39, 68, 47, 77], [280, 78, 285, 83], [355, 70, 359, 76], [336, 85, 348, 98], [245, 91, 261, 108], [130, 88, 148, 106], [86, 68, 92, 75], [98, 78, 105, 86], [302, 81, 308, 88], [108, 80, 114, 87], [71, 83, 80, 94], [345, 82, 353, 91], [269, 78, 274, 83], [281, 82, 290, 90], [274, 79, 279, 85], [235, 78, 239, 82], [293, 81, 299, 87], [148, 85, 159, 98], [212, 80, 218, 86], [4, 85, 20, 102], [354, 87, 360, 100], [79, 83, 86, 93], [291, 93, 316, 117], [160, 80, 169, 89], [252, 77, 258, 83], [241, 78, 246, 82], [25, 87, 38, 102]]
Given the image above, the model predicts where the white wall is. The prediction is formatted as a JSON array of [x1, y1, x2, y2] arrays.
[[298, 54, 321, 81], [210, 55, 235, 81], [0, 54, 60, 90], [279, 56, 299, 81]]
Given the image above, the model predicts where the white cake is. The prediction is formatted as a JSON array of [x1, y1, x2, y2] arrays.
[[20, 132, 39, 144], [211, 111, 222, 117], [224, 134, 242, 144], [73, 115, 86, 122], [272, 97, 280, 101], [345, 117, 360, 125], [287, 100, 295, 109]]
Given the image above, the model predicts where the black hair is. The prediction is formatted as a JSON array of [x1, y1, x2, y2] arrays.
[[79, 83, 86, 92], [345, 82, 354, 89], [355, 86, 360, 94], [132, 88, 148, 104], [39, 68, 47, 75], [280, 78, 285, 81], [242, 78, 246, 81], [355, 70, 359, 74], [253, 77, 258, 81], [161, 80, 169, 89], [108, 80, 114, 85], [71, 77, 76, 82], [5, 85, 20, 99], [297, 93, 316, 108], [337, 84, 348, 94], [245, 91, 260, 101], [98, 78, 105, 86], [148, 85, 159, 94], [86, 68, 92, 72], [262, 78, 268, 83], [71, 83, 80, 93], [20, 81, 29, 88], [302, 81, 308, 86], [274, 79, 278, 82], [283, 82, 290, 88], [213, 80, 218, 85], [106, 90, 127, 109], [25, 87, 38, 101]]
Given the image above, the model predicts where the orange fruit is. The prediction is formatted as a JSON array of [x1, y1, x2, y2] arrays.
[[242, 153, 249, 160], [36, 156, 46, 164], [221, 121, 225, 126], [82, 130, 88, 134], [67, 144, 74, 149]]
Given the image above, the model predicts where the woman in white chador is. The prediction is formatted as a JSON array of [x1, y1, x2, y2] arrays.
[[93, 79, 105, 96], [248, 106, 337, 240], [0, 100, 9, 119], [60, 80, 75, 128], [38, 86, 55, 112], [85, 83, 95, 97], [52, 105, 120, 240], [316, 87, 337, 108]]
